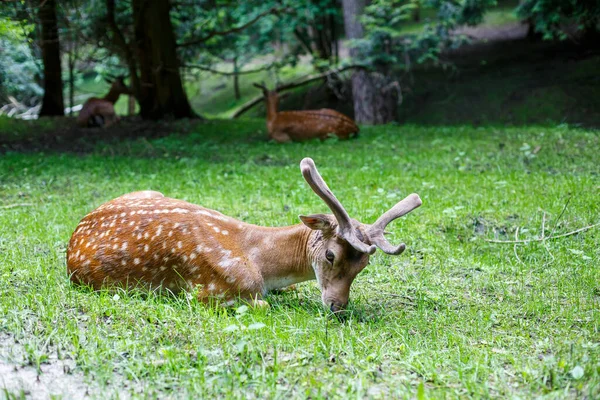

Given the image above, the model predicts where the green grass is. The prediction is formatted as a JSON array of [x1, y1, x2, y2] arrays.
[[0, 119, 599, 398]]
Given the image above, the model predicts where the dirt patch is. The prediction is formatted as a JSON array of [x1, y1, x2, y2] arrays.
[[0, 333, 93, 399]]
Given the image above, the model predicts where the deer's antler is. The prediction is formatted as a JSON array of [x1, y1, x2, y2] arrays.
[[300, 158, 376, 255], [367, 193, 422, 255]]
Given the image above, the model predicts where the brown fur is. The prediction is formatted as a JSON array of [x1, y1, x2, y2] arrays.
[[77, 79, 131, 128], [263, 90, 359, 143]]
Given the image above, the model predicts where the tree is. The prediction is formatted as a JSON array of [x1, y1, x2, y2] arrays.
[[342, 0, 399, 124], [517, 0, 600, 41], [38, 0, 64, 116], [104, 0, 195, 120]]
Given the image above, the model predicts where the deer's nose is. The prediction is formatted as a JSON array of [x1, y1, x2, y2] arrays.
[[329, 302, 347, 313]]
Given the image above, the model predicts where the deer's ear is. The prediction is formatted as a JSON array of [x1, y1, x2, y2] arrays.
[[299, 214, 334, 231]]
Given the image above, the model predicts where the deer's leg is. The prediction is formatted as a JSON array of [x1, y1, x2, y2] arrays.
[[270, 284, 297, 294], [270, 130, 292, 143], [196, 288, 269, 308], [103, 113, 117, 128]]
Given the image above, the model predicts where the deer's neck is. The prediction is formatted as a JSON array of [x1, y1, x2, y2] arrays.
[[266, 95, 278, 121], [240, 224, 315, 291], [103, 88, 123, 104]]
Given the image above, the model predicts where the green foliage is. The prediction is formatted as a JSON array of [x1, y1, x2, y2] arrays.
[[355, 0, 498, 71], [517, 0, 600, 40], [0, 120, 599, 397], [0, 17, 41, 103]]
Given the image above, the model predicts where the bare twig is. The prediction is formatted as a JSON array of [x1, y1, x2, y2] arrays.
[[486, 223, 600, 244], [540, 211, 555, 260], [0, 203, 34, 210], [183, 63, 275, 76], [549, 196, 571, 239], [513, 227, 524, 265]]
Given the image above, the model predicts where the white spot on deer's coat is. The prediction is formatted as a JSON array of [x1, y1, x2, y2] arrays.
[[156, 225, 163, 236], [121, 260, 126, 266], [226, 276, 236, 284], [171, 248, 176, 253], [190, 252, 197, 260], [120, 212, 126, 217], [177, 241, 183, 249], [122, 242, 128, 250], [262, 236, 274, 248], [129, 221, 135, 226], [144, 244, 149, 252], [134, 258, 140, 265], [221, 230, 229, 235], [182, 255, 188, 262], [144, 232, 149, 239], [213, 226, 221, 233], [173, 223, 180, 228], [112, 244, 118, 250], [160, 266, 167, 271], [168, 231, 173, 237], [208, 283, 216, 291], [153, 254, 159, 260], [82, 260, 91, 267]]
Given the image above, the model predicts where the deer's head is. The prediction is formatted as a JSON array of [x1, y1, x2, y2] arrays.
[[299, 158, 422, 313], [253, 82, 279, 106], [105, 75, 132, 95]]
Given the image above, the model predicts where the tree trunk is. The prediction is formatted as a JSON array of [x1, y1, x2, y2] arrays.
[[38, 0, 64, 117], [233, 57, 240, 100], [132, 0, 196, 119], [342, 0, 398, 124]]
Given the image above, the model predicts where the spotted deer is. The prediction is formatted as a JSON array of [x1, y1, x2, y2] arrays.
[[77, 77, 131, 128], [67, 158, 421, 311], [254, 83, 359, 143]]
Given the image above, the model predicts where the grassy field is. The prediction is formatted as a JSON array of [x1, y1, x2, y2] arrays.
[[0, 119, 598, 398]]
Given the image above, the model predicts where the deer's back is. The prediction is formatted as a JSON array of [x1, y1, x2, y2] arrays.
[[275, 109, 359, 140], [77, 98, 116, 126], [66, 193, 259, 295]]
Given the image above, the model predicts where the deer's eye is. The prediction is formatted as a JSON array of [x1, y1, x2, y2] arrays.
[[325, 249, 335, 263]]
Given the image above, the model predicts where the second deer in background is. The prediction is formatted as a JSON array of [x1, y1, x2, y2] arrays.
[[77, 76, 132, 128], [254, 83, 359, 143]]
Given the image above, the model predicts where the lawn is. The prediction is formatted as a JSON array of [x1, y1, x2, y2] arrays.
[[0, 119, 599, 398]]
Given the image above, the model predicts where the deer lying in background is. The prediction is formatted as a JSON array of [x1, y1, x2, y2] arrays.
[[77, 77, 131, 128], [67, 158, 421, 311], [254, 83, 359, 143]]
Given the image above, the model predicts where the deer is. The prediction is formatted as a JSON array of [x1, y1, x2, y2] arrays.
[[77, 76, 131, 128], [66, 158, 422, 312], [254, 83, 359, 143]]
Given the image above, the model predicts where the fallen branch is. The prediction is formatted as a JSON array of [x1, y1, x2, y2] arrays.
[[183, 63, 275, 76], [485, 222, 600, 244], [232, 65, 362, 118]]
